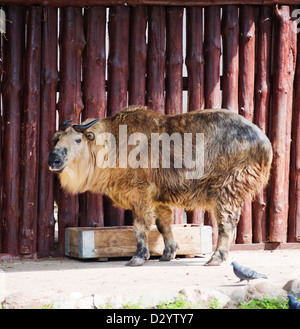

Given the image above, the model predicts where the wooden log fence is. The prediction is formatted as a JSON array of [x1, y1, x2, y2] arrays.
[[0, 2, 299, 259]]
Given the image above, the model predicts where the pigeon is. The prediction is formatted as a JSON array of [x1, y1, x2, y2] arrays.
[[288, 294, 300, 309], [231, 261, 268, 285]]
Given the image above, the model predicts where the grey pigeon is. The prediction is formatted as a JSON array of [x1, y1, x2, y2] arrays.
[[231, 261, 268, 285], [288, 294, 300, 309]]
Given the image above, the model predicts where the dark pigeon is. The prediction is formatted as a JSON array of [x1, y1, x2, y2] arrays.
[[231, 261, 268, 285], [288, 294, 300, 309]]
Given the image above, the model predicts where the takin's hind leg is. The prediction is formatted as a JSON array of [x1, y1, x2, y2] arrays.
[[155, 205, 179, 261], [205, 206, 240, 266]]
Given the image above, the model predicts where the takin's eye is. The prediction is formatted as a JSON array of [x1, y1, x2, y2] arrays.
[[75, 138, 82, 144]]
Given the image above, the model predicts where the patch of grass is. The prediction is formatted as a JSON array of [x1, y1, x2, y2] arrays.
[[156, 294, 202, 309], [209, 299, 223, 309], [122, 301, 144, 309], [238, 297, 289, 309]]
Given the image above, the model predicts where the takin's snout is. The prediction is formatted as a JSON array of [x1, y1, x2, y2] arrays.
[[48, 147, 67, 173]]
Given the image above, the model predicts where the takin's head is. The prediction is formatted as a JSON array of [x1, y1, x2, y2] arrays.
[[48, 119, 100, 194]]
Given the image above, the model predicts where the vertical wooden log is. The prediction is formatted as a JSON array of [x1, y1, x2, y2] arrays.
[[204, 6, 221, 110], [106, 6, 130, 226], [38, 7, 58, 256], [129, 6, 147, 106], [0, 18, 3, 252], [2, 6, 25, 255], [80, 6, 106, 228], [185, 6, 204, 225], [166, 6, 183, 224], [253, 6, 272, 243], [288, 24, 300, 242], [147, 6, 165, 114], [19, 6, 42, 255], [57, 7, 85, 253], [222, 5, 239, 113], [237, 6, 255, 244], [204, 6, 221, 244], [269, 6, 295, 242]]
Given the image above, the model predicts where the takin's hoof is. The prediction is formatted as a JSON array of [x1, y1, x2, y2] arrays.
[[205, 252, 226, 266], [159, 252, 176, 262], [125, 257, 146, 267]]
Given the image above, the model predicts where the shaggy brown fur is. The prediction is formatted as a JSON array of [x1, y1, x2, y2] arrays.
[[49, 106, 273, 266]]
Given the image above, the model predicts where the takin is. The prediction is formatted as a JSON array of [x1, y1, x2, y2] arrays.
[[48, 106, 273, 266]]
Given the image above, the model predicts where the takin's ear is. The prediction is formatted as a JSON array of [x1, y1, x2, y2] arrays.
[[85, 131, 95, 141], [53, 131, 62, 141]]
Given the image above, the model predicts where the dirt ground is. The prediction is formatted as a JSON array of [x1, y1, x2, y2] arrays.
[[0, 249, 300, 308]]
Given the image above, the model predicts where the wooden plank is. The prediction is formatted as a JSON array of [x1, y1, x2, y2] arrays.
[[221, 5, 239, 113], [2, 0, 300, 7], [19, 6, 42, 255], [203, 6, 221, 245], [38, 7, 58, 257], [288, 16, 300, 242], [147, 6, 165, 114], [129, 6, 147, 106], [252, 6, 272, 243], [65, 225, 212, 259], [185, 6, 204, 225], [80, 6, 107, 228], [166, 6, 184, 225], [57, 7, 86, 254], [236, 5, 255, 244], [0, 13, 3, 252], [2, 6, 25, 254], [105, 6, 130, 226], [269, 6, 296, 242]]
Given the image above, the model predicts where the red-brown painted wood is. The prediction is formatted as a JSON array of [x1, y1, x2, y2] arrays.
[[252, 6, 273, 243], [57, 7, 86, 253], [19, 6, 42, 255], [237, 6, 255, 244], [105, 6, 130, 226], [185, 6, 204, 225], [80, 6, 107, 228], [38, 7, 58, 256], [1, 6, 25, 254], [147, 6, 166, 114]]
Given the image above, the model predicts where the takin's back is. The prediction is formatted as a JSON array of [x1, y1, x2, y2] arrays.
[[99, 106, 272, 174], [90, 106, 272, 209]]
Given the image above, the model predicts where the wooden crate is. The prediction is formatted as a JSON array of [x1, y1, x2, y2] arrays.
[[65, 224, 212, 259]]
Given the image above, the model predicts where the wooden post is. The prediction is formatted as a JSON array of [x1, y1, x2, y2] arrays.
[[80, 6, 106, 228], [253, 6, 273, 243], [129, 6, 147, 106], [57, 7, 85, 253], [204, 6, 221, 109], [185, 6, 204, 224], [288, 8, 299, 242], [147, 6, 165, 114], [0, 17, 3, 251], [237, 5, 255, 244], [204, 6, 221, 244], [269, 6, 296, 242], [38, 7, 58, 256], [105, 6, 130, 226], [2, 6, 25, 255], [288, 23, 300, 242], [221, 5, 239, 113], [166, 6, 184, 224], [19, 6, 42, 255]]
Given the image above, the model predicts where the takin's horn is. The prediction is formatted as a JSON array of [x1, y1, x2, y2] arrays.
[[60, 119, 72, 131], [72, 119, 100, 133]]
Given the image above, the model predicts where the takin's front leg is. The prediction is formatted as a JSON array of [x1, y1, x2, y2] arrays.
[[126, 217, 151, 267], [205, 206, 240, 266], [155, 205, 179, 262]]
